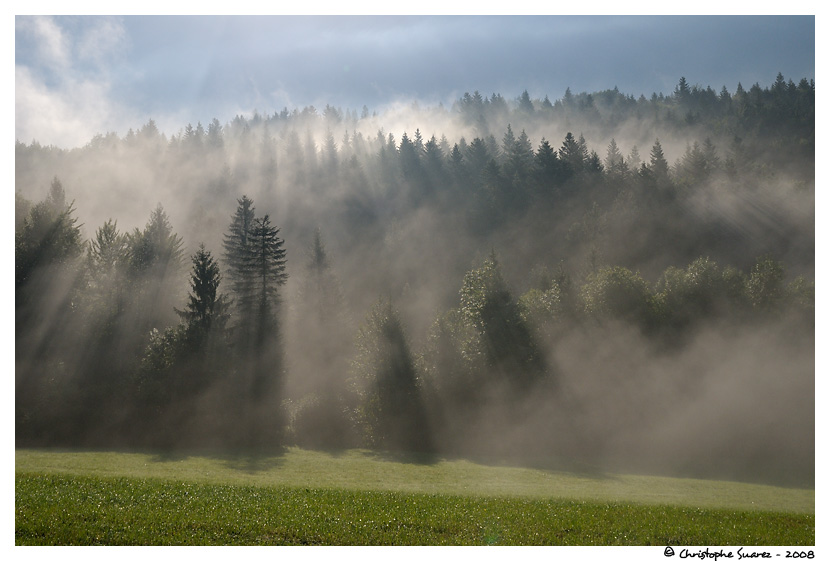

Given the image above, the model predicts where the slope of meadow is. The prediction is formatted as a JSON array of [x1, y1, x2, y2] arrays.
[[15, 448, 814, 545]]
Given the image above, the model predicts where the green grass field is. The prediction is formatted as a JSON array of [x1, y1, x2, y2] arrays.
[[15, 447, 814, 545]]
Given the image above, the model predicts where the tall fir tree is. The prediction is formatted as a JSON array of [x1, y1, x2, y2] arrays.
[[176, 245, 230, 346], [223, 195, 256, 340]]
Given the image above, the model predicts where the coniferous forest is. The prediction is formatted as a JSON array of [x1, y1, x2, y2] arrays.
[[15, 74, 814, 486]]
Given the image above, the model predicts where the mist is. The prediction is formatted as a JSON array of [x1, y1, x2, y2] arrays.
[[15, 74, 814, 488]]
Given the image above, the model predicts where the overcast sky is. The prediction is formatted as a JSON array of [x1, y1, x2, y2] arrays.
[[15, 15, 815, 149]]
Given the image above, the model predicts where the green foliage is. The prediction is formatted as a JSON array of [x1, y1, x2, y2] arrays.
[[243, 214, 287, 346], [581, 266, 655, 327], [15, 178, 87, 443], [175, 245, 230, 344], [137, 245, 234, 442], [224, 201, 288, 355], [223, 195, 256, 294], [746, 256, 785, 310], [88, 219, 128, 278], [604, 138, 629, 184], [15, 177, 83, 289], [558, 131, 583, 174], [15, 190, 32, 231], [126, 203, 184, 277], [421, 308, 479, 409], [649, 138, 671, 184], [458, 252, 548, 391], [674, 140, 718, 188], [786, 276, 814, 311], [80, 221, 130, 345], [220, 198, 289, 439], [655, 257, 739, 328], [350, 297, 431, 452], [223, 196, 257, 342], [218, 201, 289, 448], [138, 325, 188, 411], [721, 265, 750, 306], [533, 137, 565, 197], [518, 285, 564, 339]]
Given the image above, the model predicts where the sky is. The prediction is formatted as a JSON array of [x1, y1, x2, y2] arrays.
[[14, 14, 816, 149]]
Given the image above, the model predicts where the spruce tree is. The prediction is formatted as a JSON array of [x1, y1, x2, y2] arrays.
[[222, 200, 288, 448], [127, 204, 184, 278], [649, 139, 671, 183], [244, 214, 287, 348], [242, 214, 288, 413], [559, 132, 583, 174], [223, 195, 256, 342], [292, 229, 354, 449], [15, 177, 83, 289], [176, 245, 229, 346]]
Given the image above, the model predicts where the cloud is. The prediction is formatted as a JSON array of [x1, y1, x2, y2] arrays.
[[15, 15, 814, 149], [76, 17, 129, 70], [15, 16, 136, 148], [17, 15, 71, 71]]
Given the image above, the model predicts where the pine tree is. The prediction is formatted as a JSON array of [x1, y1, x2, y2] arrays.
[[85, 219, 129, 320], [675, 76, 691, 101], [15, 177, 85, 434], [465, 137, 491, 183], [301, 228, 342, 322], [243, 214, 288, 352], [559, 132, 583, 174], [518, 90, 535, 114], [322, 129, 338, 177], [513, 129, 534, 175], [291, 229, 354, 449], [124, 204, 186, 359], [626, 145, 641, 169], [223, 205, 288, 448], [127, 204, 184, 278], [605, 138, 625, 176], [223, 196, 256, 338], [88, 220, 126, 274], [176, 245, 229, 345], [608, 139, 631, 186], [649, 139, 670, 183], [501, 124, 516, 165], [15, 177, 83, 289], [138, 245, 232, 441], [534, 137, 562, 197]]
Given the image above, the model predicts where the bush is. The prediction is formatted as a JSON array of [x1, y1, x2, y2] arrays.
[[581, 266, 655, 328], [350, 297, 432, 453]]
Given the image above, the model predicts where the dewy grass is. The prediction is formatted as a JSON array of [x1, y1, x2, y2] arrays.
[[15, 448, 815, 545]]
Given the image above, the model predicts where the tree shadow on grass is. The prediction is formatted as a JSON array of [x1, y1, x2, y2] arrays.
[[437, 449, 615, 481], [357, 448, 441, 466], [148, 445, 288, 474], [219, 451, 286, 474]]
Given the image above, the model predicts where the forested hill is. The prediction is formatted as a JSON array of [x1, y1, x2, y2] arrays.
[[15, 74, 814, 486]]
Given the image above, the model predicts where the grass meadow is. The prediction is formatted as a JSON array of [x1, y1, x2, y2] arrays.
[[15, 448, 814, 546]]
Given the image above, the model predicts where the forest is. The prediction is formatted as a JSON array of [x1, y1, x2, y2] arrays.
[[15, 73, 814, 486]]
